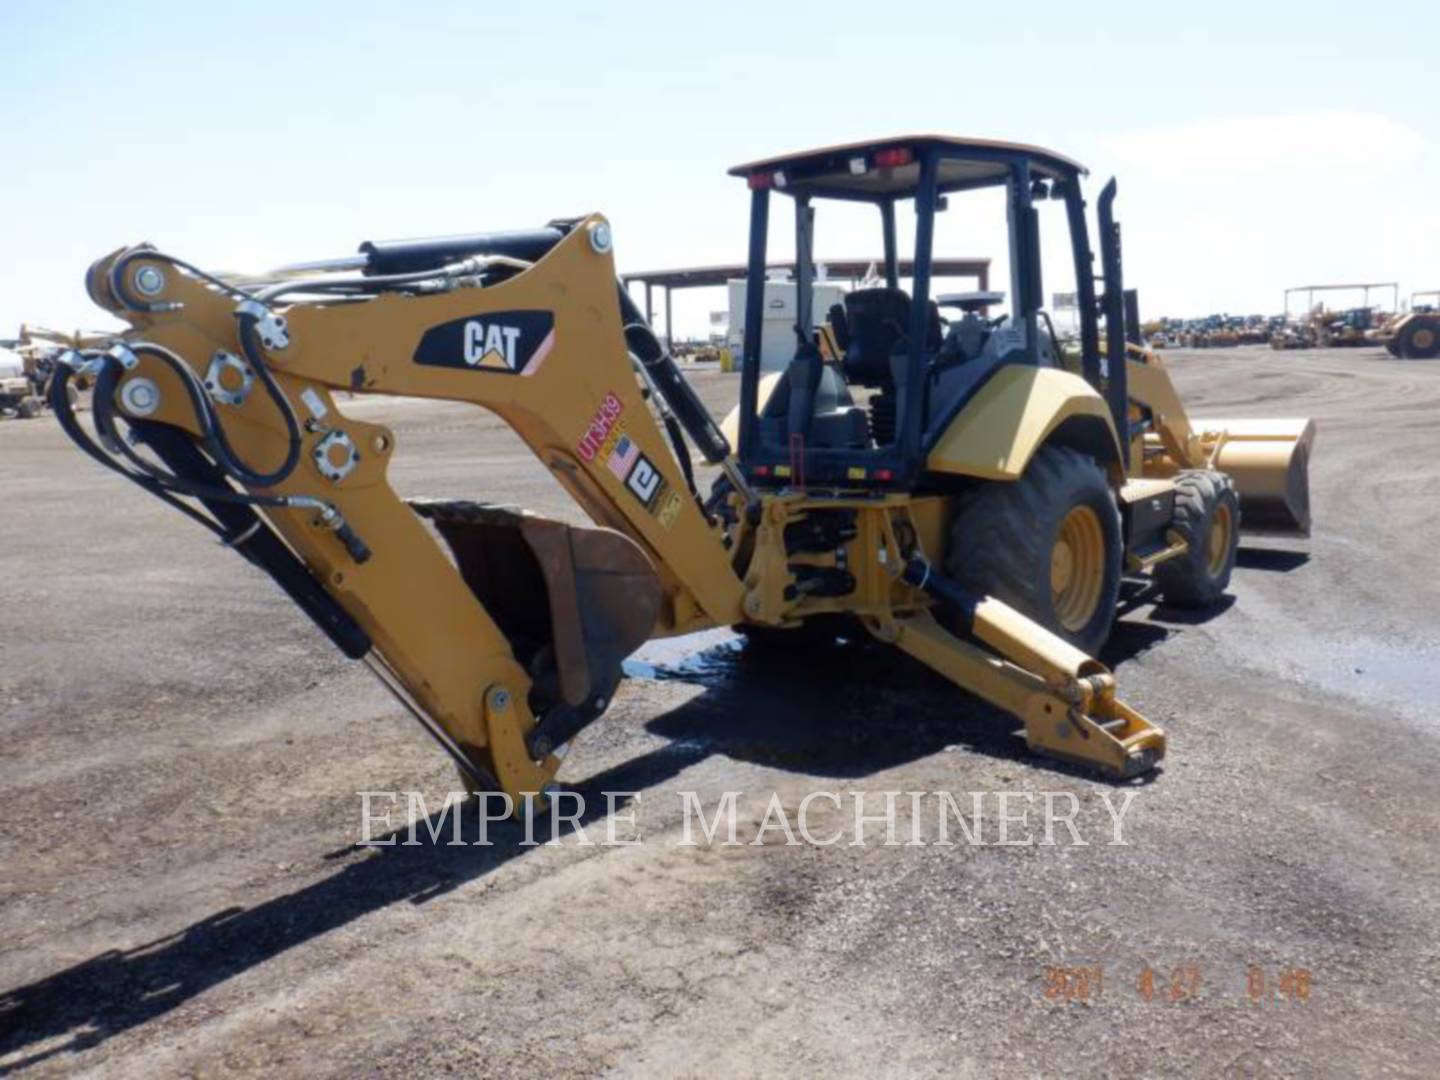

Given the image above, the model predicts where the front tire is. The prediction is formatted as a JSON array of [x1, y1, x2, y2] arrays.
[[944, 445, 1122, 655], [1153, 471, 1240, 607]]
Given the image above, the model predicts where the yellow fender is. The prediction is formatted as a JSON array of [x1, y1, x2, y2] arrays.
[[925, 366, 1122, 482], [719, 371, 783, 449]]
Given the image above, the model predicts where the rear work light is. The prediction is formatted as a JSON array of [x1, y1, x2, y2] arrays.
[[874, 147, 914, 168], [747, 170, 787, 191]]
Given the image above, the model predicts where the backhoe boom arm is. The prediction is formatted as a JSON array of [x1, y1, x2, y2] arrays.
[[67, 217, 746, 808]]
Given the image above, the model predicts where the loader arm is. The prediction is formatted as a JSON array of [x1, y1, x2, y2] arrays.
[[1126, 345, 1314, 534]]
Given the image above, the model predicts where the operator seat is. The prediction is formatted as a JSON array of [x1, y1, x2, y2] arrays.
[[840, 287, 945, 384], [841, 288, 912, 387], [838, 287, 944, 446]]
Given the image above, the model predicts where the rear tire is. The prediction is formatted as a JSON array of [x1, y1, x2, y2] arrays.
[[1154, 471, 1240, 607], [944, 445, 1122, 656]]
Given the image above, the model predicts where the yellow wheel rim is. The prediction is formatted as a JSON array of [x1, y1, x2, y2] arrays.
[[1414, 328, 1436, 351], [1206, 502, 1234, 577], [1051, 505, 1105, 632]]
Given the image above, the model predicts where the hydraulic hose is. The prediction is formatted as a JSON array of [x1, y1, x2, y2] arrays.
[[225, 316, 303, 487], [103, 246, 304, 488], [89, 358, 290, 512], [98, 339, 303, 493], [48, 359, 228, 539], [136, 420, 373, 659], [253, 258, 528, 304], [53, 349, 372, 660], [109, 247, 256, 312], [616, 286, 731, 465], [72, 348, 370, 565]]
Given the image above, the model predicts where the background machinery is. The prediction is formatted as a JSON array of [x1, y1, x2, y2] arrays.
[[1380, 291, 1440, 359], [1273, 282, 1398, 350], [41, 137, 1315, 810], [0, 325, 94, 419], [0, 345, 42, 419]]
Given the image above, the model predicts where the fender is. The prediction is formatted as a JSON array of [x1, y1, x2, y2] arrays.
[[925, 365, 1122, 482], [719, 370, 783, 448]]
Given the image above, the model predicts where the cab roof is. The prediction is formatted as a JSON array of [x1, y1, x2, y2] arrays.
[[728, 135, 1087, 200]]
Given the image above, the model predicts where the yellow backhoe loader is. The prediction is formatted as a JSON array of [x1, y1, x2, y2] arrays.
[[1380, 292, 1440, 359], [45, 137, 1315, 812]]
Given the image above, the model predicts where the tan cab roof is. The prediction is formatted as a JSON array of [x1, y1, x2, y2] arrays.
[[728, 135, 1087, 198]]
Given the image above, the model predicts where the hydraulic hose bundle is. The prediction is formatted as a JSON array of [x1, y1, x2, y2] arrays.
[[51, 251, 379, 655], [55, 238, 610, 657]]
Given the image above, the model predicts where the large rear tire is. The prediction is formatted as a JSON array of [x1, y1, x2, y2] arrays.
[[944, 445, 1122, 656], [1153, 470, 1240, 607], [1398, 318, 1440, 360]]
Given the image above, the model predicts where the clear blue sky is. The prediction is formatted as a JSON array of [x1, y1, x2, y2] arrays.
[[2, 0, 1436, 337]]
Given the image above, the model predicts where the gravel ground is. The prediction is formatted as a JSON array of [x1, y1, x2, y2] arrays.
[[2, 347, 1439, 1077]]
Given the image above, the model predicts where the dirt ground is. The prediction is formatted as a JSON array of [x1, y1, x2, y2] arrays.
[[2, 346, 1439, 1077]]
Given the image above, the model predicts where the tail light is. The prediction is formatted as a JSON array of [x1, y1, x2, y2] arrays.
[[874, 147, 914, 168]]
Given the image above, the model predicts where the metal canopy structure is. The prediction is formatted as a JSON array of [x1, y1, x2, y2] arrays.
[[727, 135, 1087, 199], [622, 257, 991, 340], [1284, 282, 1399, 316]]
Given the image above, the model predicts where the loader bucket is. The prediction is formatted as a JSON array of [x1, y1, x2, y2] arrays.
[[1193, 418, 1316, 535], [409, 499, 663, 707]]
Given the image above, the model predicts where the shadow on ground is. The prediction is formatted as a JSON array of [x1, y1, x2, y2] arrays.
[[0, 624, 1166, 1071], [1236, 547, 1310, 573]]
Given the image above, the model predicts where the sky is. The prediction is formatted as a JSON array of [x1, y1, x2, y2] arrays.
[[2, 0, 1437, 340]]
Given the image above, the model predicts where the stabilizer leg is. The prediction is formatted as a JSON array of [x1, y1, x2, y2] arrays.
[[878, 602, 1165, 779]]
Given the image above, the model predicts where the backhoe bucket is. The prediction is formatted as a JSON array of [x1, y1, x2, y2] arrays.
[[410, 500, 663, 708], [1194, 418, 1316, 535]]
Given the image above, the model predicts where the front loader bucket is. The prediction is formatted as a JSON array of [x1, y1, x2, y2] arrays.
[[1193, 418, 1316, 535], [410, 499, 662, 708]]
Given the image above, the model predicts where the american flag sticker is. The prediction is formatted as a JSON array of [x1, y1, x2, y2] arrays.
[[608, 434, 640, 480]]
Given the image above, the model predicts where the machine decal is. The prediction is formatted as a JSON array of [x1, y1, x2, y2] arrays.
[[577, 391, 624, 461], [413, 310, 556, 374], [624, 453, 665, 509], [578, 395, 676, 522], [655, 488, 683, 530], [607, 432, 641, 480], [992, 320, 1027, 357], [300, 387, 329, 419]]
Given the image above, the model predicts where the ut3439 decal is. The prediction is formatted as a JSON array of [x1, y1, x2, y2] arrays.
[[413, 310, 556, 374], [577, 390, 684, 529]]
